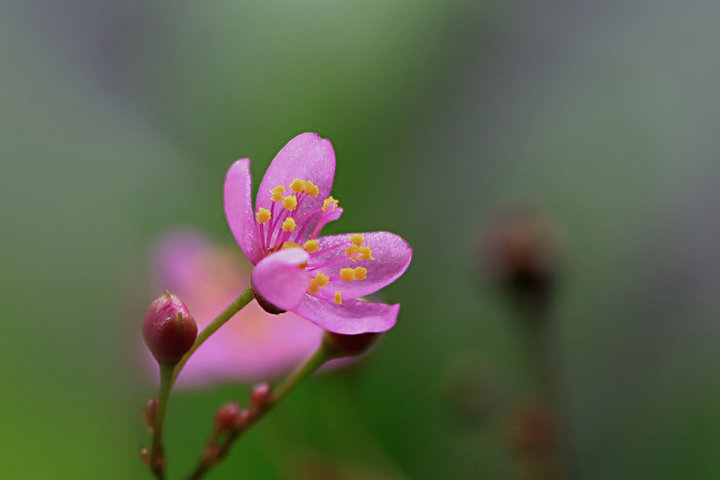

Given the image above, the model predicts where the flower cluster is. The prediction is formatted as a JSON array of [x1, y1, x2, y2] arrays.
[[139, 132, 412, 480]]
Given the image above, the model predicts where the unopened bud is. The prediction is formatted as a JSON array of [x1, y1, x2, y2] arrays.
[[142, 292, 198, 365], [250, 383, 272, 410], [482, 205, 562, 306], [139, 448, 151, 467], [322, 331, 379, 357], [142, 398, 159, 434], [505, 402, 556, 454], [215, 402, 241, 432], [238, 408, 253, 428]]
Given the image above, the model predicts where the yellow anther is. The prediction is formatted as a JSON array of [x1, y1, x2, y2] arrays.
[[334, 291, 343, 305], [282, 195, 298, 211], [281, 218, 297, 232], [349, 234, 364, 246], [340, 268, 355, 281], [308, 273, 330, 294], [353, 267, 367, 280], [303, 239, 319, 253], [290, 179, 306, 193], [357, 246, 374, 260], [255, 208, 271, 224], [304, 181, 320, 197], [281, 241, 301, 250], [315, 273, 329, 287], [270, 185, 285, 202], [322, 196, 339, 212], [345, 245, 360, 257]]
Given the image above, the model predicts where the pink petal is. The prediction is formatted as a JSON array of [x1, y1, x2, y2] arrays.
[[310, 232, 412, 298], [252, 248, 311, 311], [175, 308, 323, 387], [152, 230, 210, 294], [308, 207, 343, 239], [256, 133, 335, 220], [224, 159, 264, 264], [295, 295, 400, 334]]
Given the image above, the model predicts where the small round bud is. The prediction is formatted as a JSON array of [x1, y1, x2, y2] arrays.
[[322, 331, 380, 357], [139, 448, 151, 467], [238, 408, 253, 428], [215, 402, 241, 432], [142, 292, 198, 365], [250, 383, 272, 410], [505, 402, 556, 454], [481, 204, 562, 306], [142, 398, 159, 434]]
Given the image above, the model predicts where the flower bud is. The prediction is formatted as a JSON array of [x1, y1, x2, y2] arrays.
[[482, 205, 562, 306], [142, 292, 198, 365], [215, 402, 241, 432], [142, 398, 159, 434], [250, 383, 272, 410], [322, 331, 379, 357], [139, 448, 151, 467]]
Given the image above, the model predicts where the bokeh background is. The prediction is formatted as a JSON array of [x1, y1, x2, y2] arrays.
[[2, 0, 720, 478]]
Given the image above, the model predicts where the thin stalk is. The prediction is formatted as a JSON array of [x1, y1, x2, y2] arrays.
[[172, 287, 255, 385], [150, 363, 174, 480], [186, 342, 337, 480]]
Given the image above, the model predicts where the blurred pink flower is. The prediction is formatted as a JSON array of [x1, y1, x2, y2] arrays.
[[150, 230, 323, 388], [224, 132, 412, 335]]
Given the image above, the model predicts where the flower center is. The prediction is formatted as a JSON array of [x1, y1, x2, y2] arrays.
[[255, 180, 376, 305]]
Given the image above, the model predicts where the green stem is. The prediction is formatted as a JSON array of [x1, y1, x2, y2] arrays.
[[172, 287, 254, 385], [150, 363, 174, 480], [271, 341, 336, 406], [186, 341, 337, 480]]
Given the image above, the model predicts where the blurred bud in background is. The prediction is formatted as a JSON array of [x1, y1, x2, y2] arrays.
[[142, 292, 197, 365], [146, 230, 324, 387], [480, 203, 564, 309]]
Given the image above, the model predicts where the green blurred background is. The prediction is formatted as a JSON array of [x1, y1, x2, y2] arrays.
[[2, 0, 720, 478]]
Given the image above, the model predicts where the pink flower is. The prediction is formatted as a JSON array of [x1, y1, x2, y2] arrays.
[[224, 133, 412, 335], [151, 230, 324, 387]]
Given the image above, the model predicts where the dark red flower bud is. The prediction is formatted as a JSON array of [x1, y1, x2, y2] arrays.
[[142, 292, 198, 365], [215, 402, 241, 432], [250, 383, 272, 410], [322, 331, 380, 357], [238, 409, 253, 428], [139, 448, 151, 467], [481, 204, 563, 307]]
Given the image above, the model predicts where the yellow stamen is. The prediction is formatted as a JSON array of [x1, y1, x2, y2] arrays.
[[305, 181, 320, 197], [290, 179, 306, 193], [270, 185, 285, 202], [357, 246, 374, 260], [308, 273, 330, 294], [322, 196, 339, 212], [340, 268, 355, 282], [334, 291, 343, 304], [349, 233, 364, 246], [282, 195, 298, 211], [281, 241, 301, 249], [353, 267, 367, 280], [303, 239, 319, 253], [255, 208, 271, 224], [281, 218, 297, 232], [346, 245, 360, 257]]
